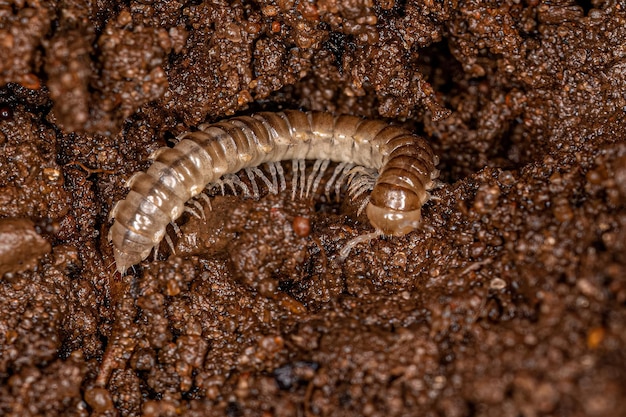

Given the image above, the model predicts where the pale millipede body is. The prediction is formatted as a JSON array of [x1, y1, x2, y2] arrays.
[[109, 110, 439, 273]]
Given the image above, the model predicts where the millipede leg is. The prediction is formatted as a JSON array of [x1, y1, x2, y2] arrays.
[[306, 159, 322, 198], [298, 159, 306, 199], [347, 168, 377, 201], [191, 199, 206, 220], [245, 168, 261, 198], [356, 195, 370, 216], [291, 159, 306, 200], [275, 162, 286, 192], [184, 206, 202, 219], [223, 173, 250, 197], [164, 233, 176, 255], [351, 182, 374, 203], [291, 160, 298, 200], [311, 159, 330, 197], [212, 179, 226, 195], [250, 166, 274, 194], [306, 159, 330, 198], [171, 221, 182, 237], [267, 162, 279, 195], [334, 163, 355, 202], [221, 176, 235, 195], [325, 161, 348, 201], [236, 176, 251, 197], [199, 193, 213, 211]]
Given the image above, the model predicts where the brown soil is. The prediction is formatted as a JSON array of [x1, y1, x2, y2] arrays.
[[1, 1, 625, 416]]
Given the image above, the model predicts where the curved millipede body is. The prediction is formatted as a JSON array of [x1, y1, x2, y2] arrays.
[[109, 110, 439, 273]]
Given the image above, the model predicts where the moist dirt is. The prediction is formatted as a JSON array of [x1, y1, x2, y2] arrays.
[[0, 1, 625, 416]]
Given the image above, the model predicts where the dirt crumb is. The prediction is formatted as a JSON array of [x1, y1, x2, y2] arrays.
[[0, 218, 51, 276]]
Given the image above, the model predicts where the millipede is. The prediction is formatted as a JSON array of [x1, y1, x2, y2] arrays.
[[108, 110, 440, 273]]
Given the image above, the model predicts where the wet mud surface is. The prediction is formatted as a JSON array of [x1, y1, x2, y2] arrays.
[[1, 1, 625, 416]]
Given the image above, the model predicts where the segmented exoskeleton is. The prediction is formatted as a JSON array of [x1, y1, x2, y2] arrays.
[[109, 110, 439, 273]]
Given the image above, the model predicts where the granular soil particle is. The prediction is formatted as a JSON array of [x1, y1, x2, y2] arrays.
[[0, 1, 625, 416], [0, 218, 51, 276]]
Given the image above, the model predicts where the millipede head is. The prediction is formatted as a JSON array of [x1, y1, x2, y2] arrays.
[[365, 203, 422, 236], [365, 180, 426, 235]]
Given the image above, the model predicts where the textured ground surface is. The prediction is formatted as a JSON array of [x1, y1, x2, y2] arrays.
[[1, 1, 625, 416]]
